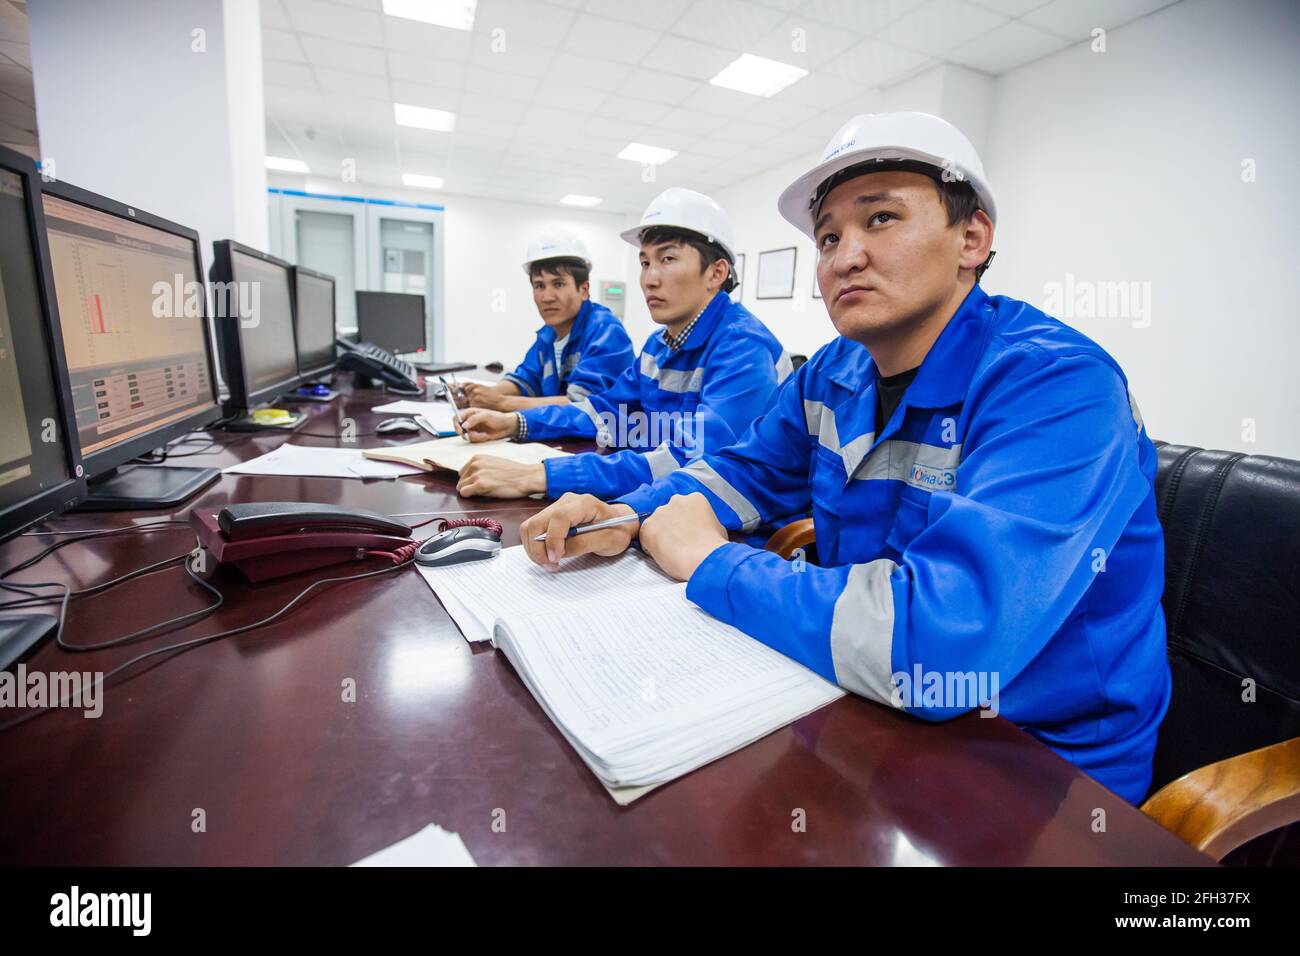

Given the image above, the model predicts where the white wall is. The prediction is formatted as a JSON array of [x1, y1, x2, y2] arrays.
[[986, 0, 1298, 458], [268, 173, 631, 367], [709, 62, 995, 361], [28, 0, 267, 253]]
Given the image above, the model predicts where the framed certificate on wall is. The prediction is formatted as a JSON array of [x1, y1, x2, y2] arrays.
[[756, 246, 796, 299]]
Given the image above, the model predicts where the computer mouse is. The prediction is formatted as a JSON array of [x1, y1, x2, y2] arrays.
[[415, 526, 502, 567], [485, 361, 504, 373], [376, 417, 422, 435]]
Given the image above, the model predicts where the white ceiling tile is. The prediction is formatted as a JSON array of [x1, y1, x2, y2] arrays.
[[469, 35, 557, 76], [532, 80, 609, 113], [473, 0, 578, 48], [596, 95, 672, 126], [545, 52, 633, 89], [749, 15, 863, 70], [710, 117, 788, 146], [671, 0, 788, 49], [1023, 0, 1181, 40], [263, 60, 318, 89], [459, 91, 532, 121], [799, 0, 927, 35], [315, 66, 392, 98], [822, 38, 931, 85], [739, 93, 816, 128], [390, 79, 461, 111], [284, 0, 386, 45], [642, 35, 738, 81], [387, 50, 467, 88], [381, 17, 475, 59], [967, 0, 1052, 16], [656, 106, 726, 136], [946, 18, 1072, 74], [581, 0, 694, 32], [460, 66, 539, 102], [677, 83, 757, 117], [300, 35, 388, 75], [878, 0, 1007, 55], [771, 69, 863, 107], [263, 28, 307, 62], [563, 12, 661, 62], [617, 68, 702, 105]]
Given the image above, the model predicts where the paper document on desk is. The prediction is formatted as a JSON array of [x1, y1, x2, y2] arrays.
[[417, 545, 843, 798], [349, 823, 476, 867], [362, 435, 569, 474], [222, 443, 424, 480]]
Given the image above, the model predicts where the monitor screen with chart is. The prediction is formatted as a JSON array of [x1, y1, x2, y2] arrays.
[[41, 190, 219, 466]]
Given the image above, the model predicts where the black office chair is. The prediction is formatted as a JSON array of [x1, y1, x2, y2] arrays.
[[765, 441, 1300, 862]]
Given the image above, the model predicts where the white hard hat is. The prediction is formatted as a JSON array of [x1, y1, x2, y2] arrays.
[[522, 228, 591, 274], [777, 111, 997, 239], [620, 187, 737, 264]]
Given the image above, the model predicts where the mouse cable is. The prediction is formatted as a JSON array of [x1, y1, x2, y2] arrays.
[[0, 550, 187, 611], [0, 555, 415, 734]]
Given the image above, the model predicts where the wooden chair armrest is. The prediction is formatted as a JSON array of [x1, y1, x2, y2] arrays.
[[1140, 736, 1300, 860], [764, 517, 816, 560]]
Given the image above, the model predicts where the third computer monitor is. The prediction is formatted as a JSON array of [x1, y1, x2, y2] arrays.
[[355, 291, 425, 355], [210, 240, 300, 411], [291, 265, 336, 380]]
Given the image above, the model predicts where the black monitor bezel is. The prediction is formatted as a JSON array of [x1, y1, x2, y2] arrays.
[[211, 239, 302, 409], [290, 264, 337, 381], [355, 290, 426, 354], [39, 177, 223, 480], [0, 147, 86, 543]]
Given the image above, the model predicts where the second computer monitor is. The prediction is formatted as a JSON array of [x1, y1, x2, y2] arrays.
[[211, 241, 300, 410], [356, 291, 425, 354], [42, 182, 222, 476], [291, 266, 336, 380]]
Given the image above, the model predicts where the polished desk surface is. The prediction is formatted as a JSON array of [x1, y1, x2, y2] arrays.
[[0, 377, 1211, 866]]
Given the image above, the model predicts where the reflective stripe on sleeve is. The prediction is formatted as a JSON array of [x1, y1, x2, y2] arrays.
[[830, 558, 899, 705]]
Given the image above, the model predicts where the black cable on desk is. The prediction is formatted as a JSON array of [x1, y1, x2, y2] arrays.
[[0, 556, 416, 734]]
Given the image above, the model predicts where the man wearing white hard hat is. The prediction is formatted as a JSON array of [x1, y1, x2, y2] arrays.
[[456, 187, 791, 502], [517, 113, 1171, 806], [459, 228, 633, 412]]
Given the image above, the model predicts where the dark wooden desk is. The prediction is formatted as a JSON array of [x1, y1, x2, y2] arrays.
[[0, 378, 1211, 866]]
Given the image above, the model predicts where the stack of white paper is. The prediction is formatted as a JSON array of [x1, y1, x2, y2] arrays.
[[418, 547, 844, 795]]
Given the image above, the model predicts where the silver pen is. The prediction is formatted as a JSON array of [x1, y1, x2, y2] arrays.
[[438, 375, 470, 441], [533, 511, 650, 541]]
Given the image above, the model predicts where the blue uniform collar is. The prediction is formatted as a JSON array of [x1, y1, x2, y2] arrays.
[[898, 283, 992, 409], [537, 298, 592, 349], [658, 290, 730, 355]]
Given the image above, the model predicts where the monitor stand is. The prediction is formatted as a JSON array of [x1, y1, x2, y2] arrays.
[[73, 462, 221, 511], [0, 613, 57, 670], [280, 382, 338, 404], [221, 406, 309, 432]]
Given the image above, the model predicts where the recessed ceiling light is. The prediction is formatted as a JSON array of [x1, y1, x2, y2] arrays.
[[617, 143, 678, 165], [382, 0, 477, 31], [710, 53, 808, 97], [264, 155, 310, 174], [394, 103, 456, 132], [560, 194, 602, 207], [402, 173, 445, 190]]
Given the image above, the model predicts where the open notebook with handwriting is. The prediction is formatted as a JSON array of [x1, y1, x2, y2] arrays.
[[418, 546, 844, 802]]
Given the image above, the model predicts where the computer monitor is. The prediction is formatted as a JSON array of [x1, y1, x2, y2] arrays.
[[0, 146, 87, 662], [291, 265, 337, 380], [41, 180, 221, 510], [210, 240, 304, 428], [355, 291, 425, 354]]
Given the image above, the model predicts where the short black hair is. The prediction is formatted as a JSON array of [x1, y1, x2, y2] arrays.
[[529, 256, 590, 289], [814, 159, 995, 280], [639, 225, 736, 293]]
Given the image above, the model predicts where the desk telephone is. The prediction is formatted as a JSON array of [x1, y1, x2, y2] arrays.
[[335, 337, 423, 395], [189, 502, 503, 581]]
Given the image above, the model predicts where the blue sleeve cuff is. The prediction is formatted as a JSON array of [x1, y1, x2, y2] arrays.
[[503, 373, 536, 397], [543, 455, 580, 498], [615, 483, 669, 519], [684, 542, 759, 627]]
